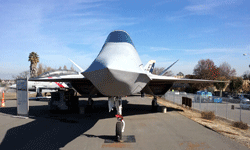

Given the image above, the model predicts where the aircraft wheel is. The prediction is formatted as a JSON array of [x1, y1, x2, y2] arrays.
[[116, 121, 122, 142]]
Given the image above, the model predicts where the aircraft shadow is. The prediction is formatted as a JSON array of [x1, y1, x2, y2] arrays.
[[0, 99, 181, 149]]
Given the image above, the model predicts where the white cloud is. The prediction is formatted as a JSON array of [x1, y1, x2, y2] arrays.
[[185, 0, 237, 15], [150, 47, 170, 51]]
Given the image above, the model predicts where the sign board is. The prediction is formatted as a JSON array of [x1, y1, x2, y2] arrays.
[[17, 78, 29, 117]]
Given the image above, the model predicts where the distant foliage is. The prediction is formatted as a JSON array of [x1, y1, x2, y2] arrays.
[[177, 72, 184, 76], [12, 70, 30, 79], [219, 62, 236, 79], [229, 77, 243, 93], [152, 67, 173, 76], [214, 76, 227, 90], [36, 63, 76, 76], [63, 65, 67, 70], [242, 71, 250, 80], [192, 59, 220, 90], [37, 63, 55, 76], [70, 65, 76, 71], [193, 59, 220, 80]]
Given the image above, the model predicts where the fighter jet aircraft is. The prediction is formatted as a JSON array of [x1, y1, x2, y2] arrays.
[[10, 70, 76, 97], [30, 30, 226, 141]]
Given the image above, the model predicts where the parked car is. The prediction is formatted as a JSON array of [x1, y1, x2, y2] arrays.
[[180, 92, 187, 95], [240, 100, 250, 110]]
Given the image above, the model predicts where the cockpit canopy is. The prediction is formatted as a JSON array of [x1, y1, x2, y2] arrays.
[[104, 30, 134, 46]]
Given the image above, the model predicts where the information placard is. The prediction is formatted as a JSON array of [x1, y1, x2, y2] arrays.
[[17, 78, 29, 117]]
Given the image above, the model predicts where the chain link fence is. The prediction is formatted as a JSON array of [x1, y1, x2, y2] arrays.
[[164, 91, 250, 125]]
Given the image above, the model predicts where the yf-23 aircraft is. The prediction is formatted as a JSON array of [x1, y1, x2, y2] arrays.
[[30, 30, 225, 141]]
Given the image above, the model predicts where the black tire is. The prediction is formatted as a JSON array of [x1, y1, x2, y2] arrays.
[[116, 121, 122, 142]]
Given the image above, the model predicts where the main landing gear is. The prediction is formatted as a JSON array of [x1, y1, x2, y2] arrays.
[[152, 96, 158, 111], [85, 97, 94, 112], [109, 96, 125, 142]]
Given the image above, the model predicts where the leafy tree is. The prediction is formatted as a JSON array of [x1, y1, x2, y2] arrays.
[[177, 72, 184, 76], [242, 71, 250, 80], [229, 77, 243, 95], [219, 62, 236, 79], [242, 80, 250, 93], [193, 59, 220, 80], [192, 59, 220, 90], [214, 76, 227, 97], [28, 52, 39, 77]]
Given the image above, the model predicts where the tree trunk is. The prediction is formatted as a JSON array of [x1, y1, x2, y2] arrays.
[[30, 63, 37, 77]]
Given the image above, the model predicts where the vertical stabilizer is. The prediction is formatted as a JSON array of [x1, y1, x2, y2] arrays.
[[144, 60, 156, 73]]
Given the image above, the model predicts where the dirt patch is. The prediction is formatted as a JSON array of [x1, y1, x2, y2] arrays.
[[156, 96, 250, 149], [1, 92, 37, 100]]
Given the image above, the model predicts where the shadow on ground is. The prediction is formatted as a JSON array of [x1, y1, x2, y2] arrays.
[[0, 99, 182, 149]]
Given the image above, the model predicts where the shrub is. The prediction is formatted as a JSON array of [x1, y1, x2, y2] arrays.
[[201, 111, 215, 120], [232, 121, 249, 130]]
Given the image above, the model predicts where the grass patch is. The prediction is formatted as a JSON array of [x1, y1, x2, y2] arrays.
[[201, 111, 215, 120], [232, 121, 249, 130]]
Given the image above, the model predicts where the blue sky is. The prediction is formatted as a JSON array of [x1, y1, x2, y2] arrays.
[[0, 0, 249, 79]]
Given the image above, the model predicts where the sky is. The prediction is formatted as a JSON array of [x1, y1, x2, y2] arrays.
[[0, 0, 249, 79]]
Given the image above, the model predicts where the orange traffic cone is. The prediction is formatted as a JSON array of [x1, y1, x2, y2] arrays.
[[1, 91, 5, 107]]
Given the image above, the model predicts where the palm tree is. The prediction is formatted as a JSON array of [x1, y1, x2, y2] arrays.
[[28, 52, 39, 77]]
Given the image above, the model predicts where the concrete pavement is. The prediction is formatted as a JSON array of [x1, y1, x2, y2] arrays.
[[0, 96, 249, 150]]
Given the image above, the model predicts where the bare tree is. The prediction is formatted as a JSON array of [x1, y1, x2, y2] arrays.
[[37, 63, 44, 76], [152, 67, 173, 76], [219, 62, 236, 79], [12, 70, 30, 79], [193, 59, 220, 90], [63, 65, 67, 70], [152, 67, 164, 75], [70, 65, 75, 71], [193, 59, 220, 80]]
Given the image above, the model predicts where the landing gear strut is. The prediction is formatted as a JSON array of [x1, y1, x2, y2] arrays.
[[114, 97, 125, 142], [152, 96, 158, 111], [85, 97, 94, 112], [88, 97, 94, 106]]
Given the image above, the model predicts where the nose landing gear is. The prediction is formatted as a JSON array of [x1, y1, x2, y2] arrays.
[[112, 97, 125, 142]]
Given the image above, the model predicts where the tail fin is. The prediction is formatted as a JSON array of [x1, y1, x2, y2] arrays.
[[159, 59, 179, 76], [68, 59, 84, 72], [144, 60, 156, 73]]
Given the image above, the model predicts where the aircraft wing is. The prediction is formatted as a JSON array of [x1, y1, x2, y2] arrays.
[[148, 74, 227, 83], [29, 73, 86, 82], [143, 74, 229, 95]]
